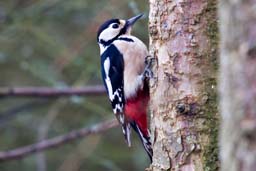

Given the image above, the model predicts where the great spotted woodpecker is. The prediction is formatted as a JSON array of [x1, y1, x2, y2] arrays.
[[97, 14, 153, 161]]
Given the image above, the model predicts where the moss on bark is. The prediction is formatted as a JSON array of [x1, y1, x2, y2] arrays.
[[202, 1, 219, 170]]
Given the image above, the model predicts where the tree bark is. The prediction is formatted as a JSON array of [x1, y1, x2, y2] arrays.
[[219, 0, 256, 170], [148, 0, 219, 170]]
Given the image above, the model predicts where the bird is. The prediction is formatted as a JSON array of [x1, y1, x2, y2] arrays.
[[97, 14, 153, 161]]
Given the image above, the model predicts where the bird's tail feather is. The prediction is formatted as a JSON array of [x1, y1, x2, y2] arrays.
[[116, 113, 132, 147], [130, 121, 153, 162], [122, 122, 131, 147]]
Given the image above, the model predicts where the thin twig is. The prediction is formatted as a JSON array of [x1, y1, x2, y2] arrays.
[[0, 119, 118, 162], [0, 85, 105, 98]]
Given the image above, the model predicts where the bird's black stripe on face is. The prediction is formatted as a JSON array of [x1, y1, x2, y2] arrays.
[[99, 32, 133, 47], [97, 18, 132, 47], [117, 37, 134, 42]]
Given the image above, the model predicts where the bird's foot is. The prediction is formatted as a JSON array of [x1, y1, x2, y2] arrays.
[[143, 55, 155, 79]]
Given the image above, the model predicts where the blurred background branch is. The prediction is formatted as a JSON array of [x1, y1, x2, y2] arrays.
[[0, 118, 118, 162], [0, 85, 105, 97]]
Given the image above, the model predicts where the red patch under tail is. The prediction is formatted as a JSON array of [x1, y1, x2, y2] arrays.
[[124, 84, 149, 136]]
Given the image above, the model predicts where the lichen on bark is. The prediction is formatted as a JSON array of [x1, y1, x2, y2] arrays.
[[148, 0, 219, 170]]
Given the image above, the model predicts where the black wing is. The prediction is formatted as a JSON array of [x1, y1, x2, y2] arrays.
[[100, 44, 131, 145]]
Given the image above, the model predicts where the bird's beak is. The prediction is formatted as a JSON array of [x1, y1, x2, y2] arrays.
[[126, 13, 144, 28]]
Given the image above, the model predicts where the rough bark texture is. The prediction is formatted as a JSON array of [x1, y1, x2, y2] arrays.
[[219, 0, 256, 170], [148, 0, 219, 170]]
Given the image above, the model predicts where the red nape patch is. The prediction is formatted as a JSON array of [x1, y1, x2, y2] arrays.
[[124, 87, 149, 136]]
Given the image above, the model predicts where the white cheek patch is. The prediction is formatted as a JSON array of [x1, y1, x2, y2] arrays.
[[99, 27, 119, 43]]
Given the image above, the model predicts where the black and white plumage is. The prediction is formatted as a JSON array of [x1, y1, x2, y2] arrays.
[[97, 14, 153, 161], [100, 44, 129, 142]]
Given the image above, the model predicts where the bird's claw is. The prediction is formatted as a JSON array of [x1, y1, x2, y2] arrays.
[[143, 67, 153, 79], [145, 55, 155, 67], [143, 55, 155, 79]]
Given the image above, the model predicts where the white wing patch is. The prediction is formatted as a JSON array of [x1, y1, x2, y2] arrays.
[[113, 103, 123, 114], [103, 57, 113, 98], [103, 57, 123, 114]]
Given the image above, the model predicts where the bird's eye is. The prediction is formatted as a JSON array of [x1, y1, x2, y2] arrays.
[[112, 23, 119, 29]]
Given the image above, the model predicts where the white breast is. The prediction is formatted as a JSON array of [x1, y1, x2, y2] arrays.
[[113, 36, 148, 98]]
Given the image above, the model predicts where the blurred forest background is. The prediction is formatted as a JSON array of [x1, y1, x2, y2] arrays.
[[0, 0, 149, 171]]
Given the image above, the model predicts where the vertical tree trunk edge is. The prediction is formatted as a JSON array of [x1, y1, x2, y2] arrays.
[[201, 1, 219, 170], [148, 0, 219, 170]]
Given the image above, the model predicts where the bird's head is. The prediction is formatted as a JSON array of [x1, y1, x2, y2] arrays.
[[97, 14, 143, 46]]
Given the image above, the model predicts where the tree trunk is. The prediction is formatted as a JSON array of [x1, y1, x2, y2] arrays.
[[219, 0, 256, 170], [148, 0, 219, 170]]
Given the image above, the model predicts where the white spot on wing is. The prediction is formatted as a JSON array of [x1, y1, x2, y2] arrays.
[[104, 58, 114, 100], [113, 103, 123, 114], [104, 58, 124, 114], [104, 58, 119, 101]]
